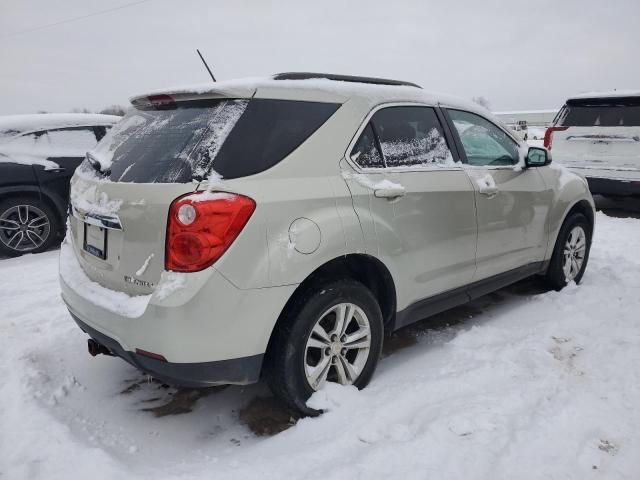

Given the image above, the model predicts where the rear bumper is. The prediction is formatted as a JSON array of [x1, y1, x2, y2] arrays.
[[72, 312, 263, 387], [585, 177, 640, 197]]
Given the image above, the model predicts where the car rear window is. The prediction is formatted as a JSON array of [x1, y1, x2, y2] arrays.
[[557, 97, 640, 127], [92, 98, 340, 183]]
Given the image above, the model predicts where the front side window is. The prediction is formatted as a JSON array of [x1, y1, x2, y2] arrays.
[[371, 106, 453, 167], [448, 109, 520, 166]]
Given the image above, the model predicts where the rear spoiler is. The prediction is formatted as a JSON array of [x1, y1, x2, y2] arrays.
[[129, 85, 257, 106]]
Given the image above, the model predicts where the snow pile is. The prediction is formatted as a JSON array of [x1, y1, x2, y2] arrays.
[[58, 240, 151, 318], [135, 254, 154, 277], [1, 212, 640, 479], [342, 171, 405, 192], [380, 128, 455, 167], [70, 178, 123, 216], [473, 172, 496, 190], [0, 149, 60, 169], [153, 271, 188, 301], [0, 113, 119, 140]]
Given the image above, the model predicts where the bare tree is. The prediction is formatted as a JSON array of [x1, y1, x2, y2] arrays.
[[99, 105, 127, 116], [472, 96, 491, 110]]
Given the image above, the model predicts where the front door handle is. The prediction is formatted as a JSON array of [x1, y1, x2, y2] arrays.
[[479, 186, 498, 197], [374, 187, 406, 199], [44, 167, 67, 173]]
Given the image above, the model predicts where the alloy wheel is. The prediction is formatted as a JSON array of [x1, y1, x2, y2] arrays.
[[304, 302, 371, 390], [562, 226, 586, 282], [0, 204, 51, 252]]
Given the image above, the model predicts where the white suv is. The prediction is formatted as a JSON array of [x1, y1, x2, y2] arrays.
[[546, 90, 640, 197], [60, 73, 595, 415]]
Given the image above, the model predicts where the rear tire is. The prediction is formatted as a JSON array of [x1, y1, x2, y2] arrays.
[[0, 197, 60, 257], [545, 213, 592, 290], [266, 279, 384, 416]]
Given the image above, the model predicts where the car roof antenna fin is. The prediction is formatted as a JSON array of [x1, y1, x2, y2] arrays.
[[196, 49, 216, 83]]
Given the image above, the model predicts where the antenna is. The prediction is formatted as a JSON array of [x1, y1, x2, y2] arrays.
[[196, 49, 216, 83]]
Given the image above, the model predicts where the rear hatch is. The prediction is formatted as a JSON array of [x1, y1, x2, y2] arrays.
[[68, 88, 341, 296], [551, 96, 640, 178]]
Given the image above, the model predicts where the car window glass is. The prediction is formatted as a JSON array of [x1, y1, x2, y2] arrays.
[[350, 123, 384, 168], [98, 98, 339, 183], [371, 106, 454, 167], [448, 110, 519, 166], [557, 99, 640, 127], [46, 128, 99, 155], [7, 131, 50, 149]]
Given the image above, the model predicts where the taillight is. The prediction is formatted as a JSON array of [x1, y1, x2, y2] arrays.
[[165, 192, 256, 272], [543, 126, 568, 150]]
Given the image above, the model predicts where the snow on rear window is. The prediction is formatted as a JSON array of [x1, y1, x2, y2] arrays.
[[85, 99, 248, 184]]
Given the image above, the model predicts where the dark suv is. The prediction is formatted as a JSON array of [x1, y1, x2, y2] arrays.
[[0, 113, 120, 256]]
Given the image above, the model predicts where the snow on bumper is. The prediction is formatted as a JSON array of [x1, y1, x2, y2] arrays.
[[59, 243, 297, 365]]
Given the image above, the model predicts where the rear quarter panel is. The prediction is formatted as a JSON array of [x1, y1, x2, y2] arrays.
[[210, 98, 368, 289]]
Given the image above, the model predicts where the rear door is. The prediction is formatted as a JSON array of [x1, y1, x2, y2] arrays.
[[343, 104, 477, 311], [444, 108, 552, 281], [551, 97, 640, 180]]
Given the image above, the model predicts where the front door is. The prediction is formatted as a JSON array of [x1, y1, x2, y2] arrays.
[[445, 108, 553, 281]]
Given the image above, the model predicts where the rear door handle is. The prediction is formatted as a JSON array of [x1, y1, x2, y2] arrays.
[[44, 167, 67, 173], [374, 187, 406, 199]]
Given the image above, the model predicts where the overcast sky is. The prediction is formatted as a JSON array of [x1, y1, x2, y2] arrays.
[[1, 0, 639, 115]]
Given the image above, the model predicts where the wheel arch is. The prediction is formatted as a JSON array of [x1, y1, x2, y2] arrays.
[[262, 253, 397, 374]]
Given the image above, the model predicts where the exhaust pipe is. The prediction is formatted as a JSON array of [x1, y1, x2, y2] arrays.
[[88, 338, 113, 357]]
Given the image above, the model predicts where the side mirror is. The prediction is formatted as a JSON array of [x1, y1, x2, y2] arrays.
[[525, 146, 552, 167]]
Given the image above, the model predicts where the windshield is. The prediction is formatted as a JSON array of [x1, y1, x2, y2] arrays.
[[557, 97, 640, 127]]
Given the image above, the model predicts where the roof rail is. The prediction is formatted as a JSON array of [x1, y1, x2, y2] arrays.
[[272, 72, 422, 89]]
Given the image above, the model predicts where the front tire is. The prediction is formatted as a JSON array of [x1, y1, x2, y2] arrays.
[[545, 213, 592, 290], [266, 279, 384, 416], [0, 197, 60, 257]]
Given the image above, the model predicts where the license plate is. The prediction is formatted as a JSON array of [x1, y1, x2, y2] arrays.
[[83, 223, 107, 260]]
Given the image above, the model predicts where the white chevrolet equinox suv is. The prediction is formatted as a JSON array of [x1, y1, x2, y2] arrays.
[[60, 73, 595, 415]]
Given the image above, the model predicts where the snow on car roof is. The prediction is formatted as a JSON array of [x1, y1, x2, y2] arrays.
[[130, 75, 486, 116], [0, 113, 121, 138], [568, 90, 640, 100]]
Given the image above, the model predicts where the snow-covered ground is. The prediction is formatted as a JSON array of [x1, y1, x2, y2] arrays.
[[1, 212, 639, 479]]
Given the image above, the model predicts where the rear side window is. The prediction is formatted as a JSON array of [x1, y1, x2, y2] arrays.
[[557, 98, 640, 127], [371, 106, 453, 167], [95, 98, 339, 183], [350, 124, 384, 168], [213, 99, 340, 179], [46, 128, 100, 154]]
